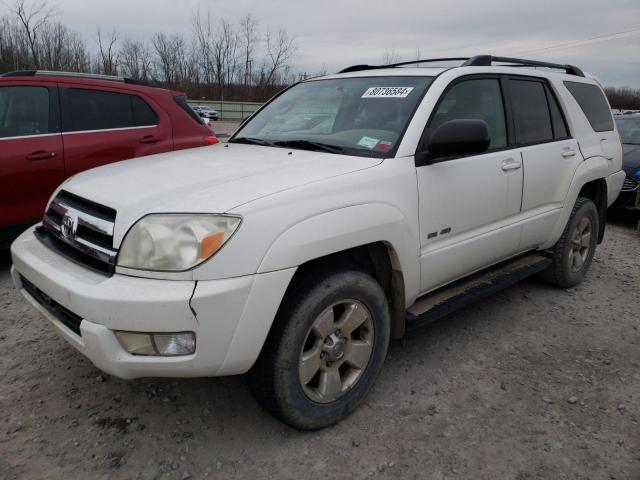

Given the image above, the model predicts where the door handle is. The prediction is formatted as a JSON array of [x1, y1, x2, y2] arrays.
[[501, 160, 522, 172], [140, 135, 161, 144], [26, 151, 56, 161], [562, 149, 577, 158]]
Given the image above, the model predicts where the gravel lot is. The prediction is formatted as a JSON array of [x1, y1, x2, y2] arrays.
[[1, 215, 638, 480], [211, 120, 240, 140]]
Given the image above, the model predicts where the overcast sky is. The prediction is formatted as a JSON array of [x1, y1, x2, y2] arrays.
[[23, 0, 640, 87]]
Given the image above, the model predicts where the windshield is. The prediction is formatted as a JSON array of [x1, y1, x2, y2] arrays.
[[616, 116, 640, 144], [231, 76, 434, 157]]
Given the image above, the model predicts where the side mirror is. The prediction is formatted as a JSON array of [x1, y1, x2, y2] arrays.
[[425, 119, 491, 161]]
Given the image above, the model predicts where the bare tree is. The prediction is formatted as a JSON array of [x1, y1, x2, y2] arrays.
[[381, 48, 400, 65], [40, 22, 89, 71], [239, 14, 258, 86], [96, 28, 118, 75], [11, 0, 55, 69], [1, 6, 307, 101], [605, 86, 640, 110], [119, 38, 151, 80], [262, 28, 296, 87], [313, 62, 328, 78], [152, 32, 186, 87], [212, 19, 239, 95], [191, 9, 215, 86]]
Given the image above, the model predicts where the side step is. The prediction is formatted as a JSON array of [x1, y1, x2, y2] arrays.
[[405, 253, 552, 331]]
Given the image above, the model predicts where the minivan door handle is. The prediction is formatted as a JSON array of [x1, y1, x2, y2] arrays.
[[26, 150, 56, 161], [501, 159, 522, 172], [140, 135, 161, 144], [561, 149, 577, 158]]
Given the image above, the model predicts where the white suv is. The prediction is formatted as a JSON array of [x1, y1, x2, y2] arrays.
[[10, 55, 626, 429]]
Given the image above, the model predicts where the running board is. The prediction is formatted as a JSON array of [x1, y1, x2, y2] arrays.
[[405, 253, 552, 331]]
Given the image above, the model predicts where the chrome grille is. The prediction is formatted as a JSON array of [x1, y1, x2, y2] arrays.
[[621, 176, 639, 192], [41, 190, 117, 275]]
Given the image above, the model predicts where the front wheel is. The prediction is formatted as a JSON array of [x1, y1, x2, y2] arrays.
[[248, 268, 390, 430], [540, 197, 599, 288]]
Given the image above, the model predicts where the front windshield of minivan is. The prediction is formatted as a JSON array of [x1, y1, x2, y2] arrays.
[[230, 76, 434, 158]]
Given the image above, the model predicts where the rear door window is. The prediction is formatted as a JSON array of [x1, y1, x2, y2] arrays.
[[66, 89, 158, 132], [509, 79, 553, 145], [545, 85, 569, 139], [563, 81, 614, 132], [0, 86, 50, 138]]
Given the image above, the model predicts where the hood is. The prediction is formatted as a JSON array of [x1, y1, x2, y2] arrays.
[[623, 143, 640, 171], [61, 144, 382, 239]]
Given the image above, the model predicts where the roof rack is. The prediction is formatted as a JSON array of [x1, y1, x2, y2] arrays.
[[0, 70, 150, 85], [339, 58, 470, 73], [462, 55, 584, 76], [338, 55, 584, 77]]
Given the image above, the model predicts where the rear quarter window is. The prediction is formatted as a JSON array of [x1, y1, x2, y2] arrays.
[[174, 95, 204, 125], [563, 81, 614, 132]]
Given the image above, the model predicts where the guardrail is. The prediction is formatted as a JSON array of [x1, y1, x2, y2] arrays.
[[187, 100, 263, 121]]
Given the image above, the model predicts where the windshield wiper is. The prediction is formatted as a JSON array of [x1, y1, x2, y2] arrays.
[[229, 137, 274, 146], [273, 139, 344, 154]]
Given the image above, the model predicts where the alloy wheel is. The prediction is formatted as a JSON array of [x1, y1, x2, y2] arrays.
[[298, 300, 374, 403]]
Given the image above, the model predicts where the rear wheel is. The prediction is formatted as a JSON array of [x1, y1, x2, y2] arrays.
[[541, 197, 599, 288], [248, 268, 390, 430]]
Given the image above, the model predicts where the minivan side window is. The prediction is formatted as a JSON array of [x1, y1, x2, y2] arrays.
[[430, 78, 507, 150], [66, 89, 158, 132], [563, 81, 614, 132], [0, 86, 50, 138], [509, 79, 554, 145]]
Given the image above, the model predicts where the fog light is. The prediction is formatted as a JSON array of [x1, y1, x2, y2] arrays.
[[115, 331, 196, 356], [153, 333, 196, 356]]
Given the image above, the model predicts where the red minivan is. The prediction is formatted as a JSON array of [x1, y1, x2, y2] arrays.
[[0, 71, 218, 247]]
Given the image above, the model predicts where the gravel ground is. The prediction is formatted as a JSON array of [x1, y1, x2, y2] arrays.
[[1, 215, 639, 480], [211, 120, 240, 140]]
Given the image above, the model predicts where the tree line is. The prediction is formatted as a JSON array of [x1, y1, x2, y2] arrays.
[[2, 1, 640, 107], [0, 0, 310, 101], [604, 87, 640, 111]]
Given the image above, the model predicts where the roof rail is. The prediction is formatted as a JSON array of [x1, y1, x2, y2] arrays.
[[0, 70, 151, 85], [339, 58, 470, 74], [338, 55, 584, 77], [462, 55, 584, 77]]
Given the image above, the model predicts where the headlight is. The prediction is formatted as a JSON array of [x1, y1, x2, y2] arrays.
[[117, 214, 241, 271]]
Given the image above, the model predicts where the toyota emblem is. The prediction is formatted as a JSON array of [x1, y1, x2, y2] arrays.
[[61, 214, 77, 239]]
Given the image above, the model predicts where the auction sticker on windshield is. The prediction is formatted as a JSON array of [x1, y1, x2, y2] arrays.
[[362, 87, 414, 98], [357, 136, 380, 149]]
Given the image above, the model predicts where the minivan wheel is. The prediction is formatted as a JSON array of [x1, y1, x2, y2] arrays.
[[248, 269, 390, 430], [540, 197, 599, 288]]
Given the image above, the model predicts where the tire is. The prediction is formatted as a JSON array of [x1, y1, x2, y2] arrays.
[[540, 197, 599, 288], [248, 268, 391, 430]]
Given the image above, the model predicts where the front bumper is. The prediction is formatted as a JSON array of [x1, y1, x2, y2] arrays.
[[11, 226, 295, 379]]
